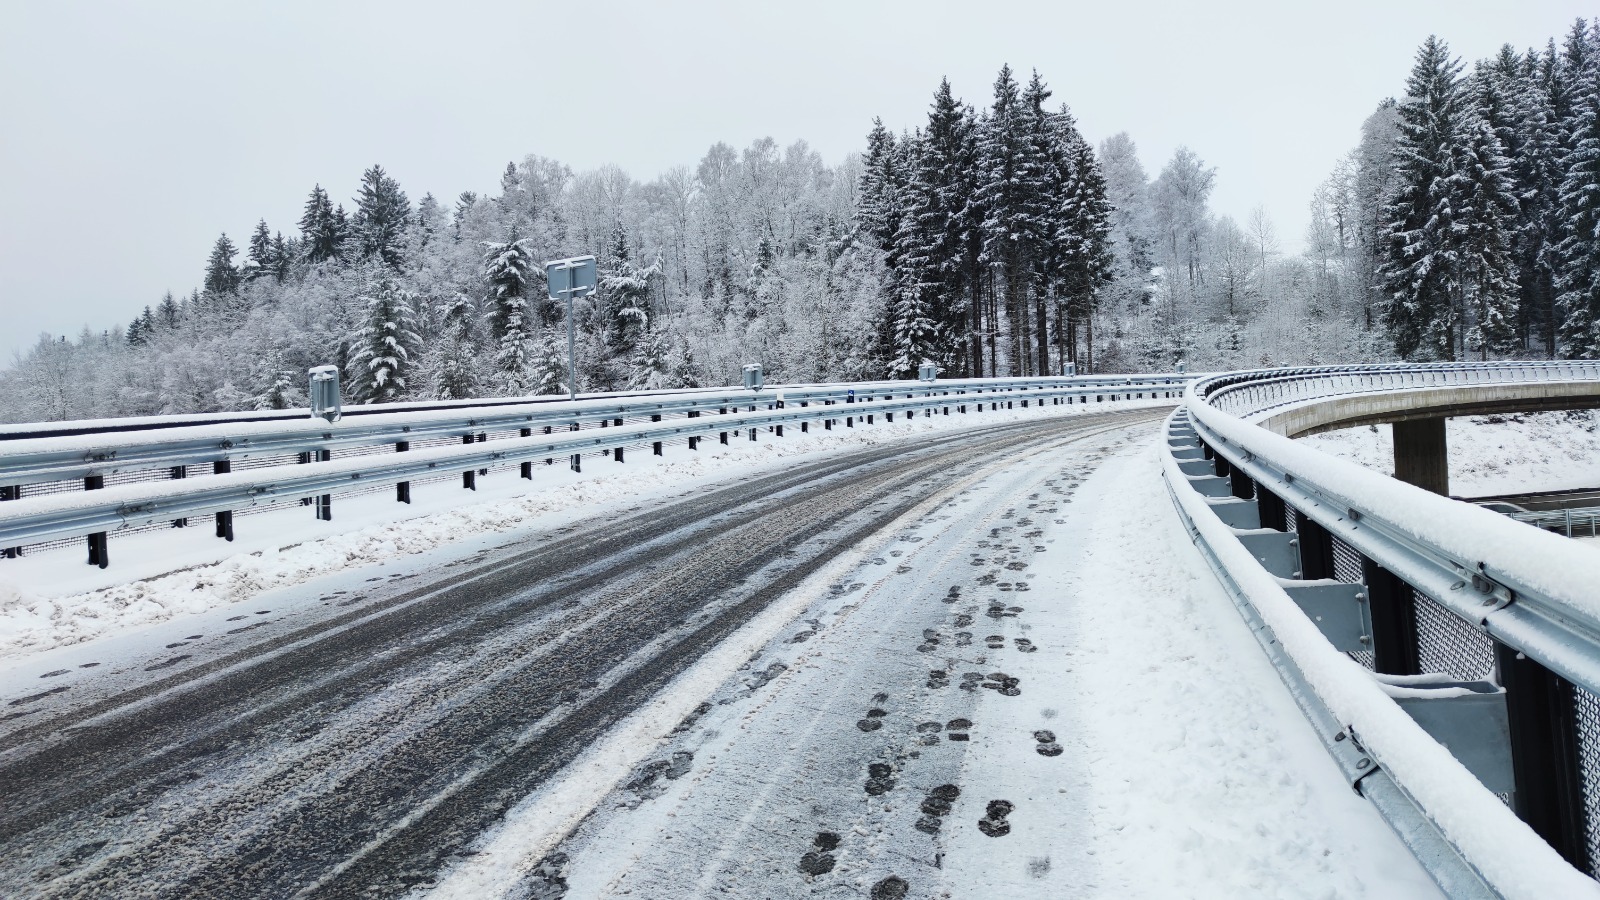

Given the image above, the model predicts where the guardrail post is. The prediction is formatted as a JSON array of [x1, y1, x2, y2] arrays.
[[615, 446, 625, 462], [84, 475, 108, 568], [749, 428, 757, 441], [689, 436, 700, 450], [1360, 558, 1420, 675], [1255, 484, 1288, 531], [214, 461, 234, 541], [1293, 509, 1333, 580], [298, 452, 313, 506], [776, 424, 785, 436], [0, 485, 19, 557], [1495, 642, 1589, 868], [396, 441, 411, 502], [1229, 466, 1253, 499], [316, 449, 332, 520], [170, 466, 188, 528], [1201, 441, 1214, 460], [720, 431, 729, 444], [462, 434, 477, 490], [653, 439, 663, 455], [1213, 450, 1231, 478]]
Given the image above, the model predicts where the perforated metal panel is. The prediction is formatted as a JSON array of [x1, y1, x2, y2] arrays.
[[1328, 536, 1377, 670], [1414, 592, 1496, 680], [1574, 683, 1600, 876]]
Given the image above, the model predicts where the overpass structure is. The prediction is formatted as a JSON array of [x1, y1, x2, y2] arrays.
[[1167, 360, 1600, 897]]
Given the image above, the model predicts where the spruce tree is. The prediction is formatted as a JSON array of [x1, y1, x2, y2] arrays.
[[1555, 46, 1600, 356], [898, 79, 982, 375], [1057, 118, 1116, 371], [299, 185, 340, 263], [427, 294, 481, 399], [353, 164, 412, 268], [203, 234, 242, 296], [530, 327, 568, 395], [246, 219, 273, 281], [977, 64, 1045, 375], [857, 119, 904, 252], [349, 276, 420, 403], [270, 232, 291, 283], [1381, 36, 1468, 359], [483, 228, 537, 390], [1452, 104, 1522, 356], [157, 291, 181, 329]]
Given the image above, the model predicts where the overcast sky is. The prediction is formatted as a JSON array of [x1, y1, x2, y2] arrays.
[[0, 0, 1591, 362]]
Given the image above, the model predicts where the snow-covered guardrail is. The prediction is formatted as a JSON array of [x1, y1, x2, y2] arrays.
[[0, 374, 1189, 566], [1165, 361, 1600, 899]]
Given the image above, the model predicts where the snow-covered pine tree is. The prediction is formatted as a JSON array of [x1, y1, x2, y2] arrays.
[[270, 232, 291, 283], [1452, 95, 1522, 357], [483, 228, 537, 392], [203, 234, 241, 296], [419, 294, 481, 400], [598, 224, 660, 387], [349, 275, 421, 403], [1555, 37, 1600, 357], [245, 220, 273, 281], [157, 291, 181, 329], [1506, 45, 1565, 354], [299, 185, 341, 263], [126, 306, 151, 346], [1056, 116, 1116, 373], [353, 164, 412, 268], [888, 133, 940, 379], [453, 191, 478, 239], [857, 119, 904, 254], [530, 327, 568, 395], [977, 65, 1050, 375], [254, 370, 303, 410], [332, 205, 351, 259], [897, 79, 981, 375], [1381, 36, 1468, 359]]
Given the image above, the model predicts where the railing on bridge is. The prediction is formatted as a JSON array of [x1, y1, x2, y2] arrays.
[[1166, 361, 1600, 899], [0, 374, 1190, 567]]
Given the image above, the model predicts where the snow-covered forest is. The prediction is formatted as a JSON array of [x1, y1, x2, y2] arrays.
[[6, 23, 1600, 423]]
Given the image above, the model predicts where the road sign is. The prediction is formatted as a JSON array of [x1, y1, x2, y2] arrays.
[[544, 255, 599, 401], [546, 256, 597, 301]]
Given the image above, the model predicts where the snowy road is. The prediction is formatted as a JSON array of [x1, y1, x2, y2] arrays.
[[0, 409, 1170, 899], [434, 414, 1440, 899]]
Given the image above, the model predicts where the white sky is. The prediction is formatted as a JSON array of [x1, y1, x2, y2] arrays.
[[0, 0, 1591, 361]]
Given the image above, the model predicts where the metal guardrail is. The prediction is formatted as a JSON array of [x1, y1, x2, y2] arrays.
[[1168, 361, 1600, 897], [0, 375, 1189, 566], [0, 376, 1179, 487]]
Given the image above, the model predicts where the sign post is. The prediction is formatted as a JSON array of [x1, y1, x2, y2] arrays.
[[545, 255, 598, 401]]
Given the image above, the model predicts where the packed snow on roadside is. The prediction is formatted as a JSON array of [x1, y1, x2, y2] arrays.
[[0, 400, 1165, 660], [1300, 409, 1600, 496]]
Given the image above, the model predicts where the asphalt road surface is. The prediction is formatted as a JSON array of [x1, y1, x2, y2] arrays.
[[0, 407, 1167, 899]]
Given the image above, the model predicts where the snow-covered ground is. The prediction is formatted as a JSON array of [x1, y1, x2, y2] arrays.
[[1300, 409, 1600, 496], [426, 422, 1438, 899], [0, 400, 1165, 664]]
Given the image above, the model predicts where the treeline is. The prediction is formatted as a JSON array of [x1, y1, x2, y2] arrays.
[[1313, 20, 1600, 360], [856, 68, 1113, 378]]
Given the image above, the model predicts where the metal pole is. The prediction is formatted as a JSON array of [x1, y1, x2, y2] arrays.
[[566, 281, 577, 402]]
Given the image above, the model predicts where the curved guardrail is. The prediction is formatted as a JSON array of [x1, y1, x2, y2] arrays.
[[1166, 361, 1600, 899], [0, 374, 1188, 566]]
